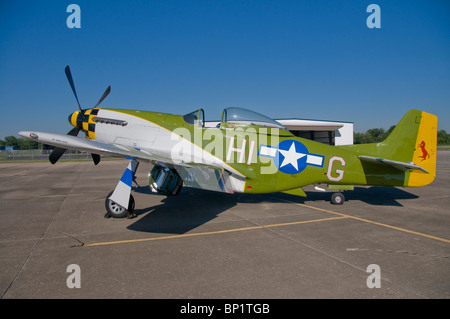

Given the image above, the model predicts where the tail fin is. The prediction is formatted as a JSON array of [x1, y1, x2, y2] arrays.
[[356, 109, 437, 187]]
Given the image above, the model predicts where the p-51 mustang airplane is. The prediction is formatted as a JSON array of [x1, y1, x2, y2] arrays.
[[19, 66, 437, 218]]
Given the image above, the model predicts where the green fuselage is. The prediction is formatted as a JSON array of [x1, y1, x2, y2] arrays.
[[106, 108, 407, 194]]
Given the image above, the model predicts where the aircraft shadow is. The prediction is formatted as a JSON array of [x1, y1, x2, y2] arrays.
[[127, 186, 418, 234], [302, 186, 419, 207], [128, 187, 238, 234]]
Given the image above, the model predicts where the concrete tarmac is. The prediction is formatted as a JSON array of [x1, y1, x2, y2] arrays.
[[1, 152, 449, 299]]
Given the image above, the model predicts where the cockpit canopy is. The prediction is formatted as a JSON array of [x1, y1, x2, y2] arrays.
[[221, 107, 287, 130], [183, 107, 287, 130]]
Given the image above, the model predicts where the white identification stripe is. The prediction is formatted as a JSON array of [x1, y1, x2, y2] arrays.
[[306, 154, 324, 166], [259, 145, 277, 157]]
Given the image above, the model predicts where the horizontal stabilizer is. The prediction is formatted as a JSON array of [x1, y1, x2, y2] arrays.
[[359, 155, 428, 174]]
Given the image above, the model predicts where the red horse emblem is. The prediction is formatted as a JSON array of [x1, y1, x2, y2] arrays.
[[418, 140, 430, 161]]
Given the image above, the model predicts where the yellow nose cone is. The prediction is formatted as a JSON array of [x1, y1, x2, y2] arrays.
[[69, 111, 80, 127]]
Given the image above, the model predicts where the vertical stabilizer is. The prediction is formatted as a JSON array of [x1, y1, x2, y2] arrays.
[[347, 109, 437, 187], [375, 109, 437, 186]]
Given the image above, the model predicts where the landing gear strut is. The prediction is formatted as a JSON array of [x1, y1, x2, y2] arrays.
[[105, 159, 139, 219]]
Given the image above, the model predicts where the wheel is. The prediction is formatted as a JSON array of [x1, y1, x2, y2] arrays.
[[104, 191, 135, 218], [331, 192, 345, 205], [171, 178, 183, 196]]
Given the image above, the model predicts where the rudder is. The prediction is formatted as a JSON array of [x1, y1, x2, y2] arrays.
[[381, 109, 437, 186], [407, 111, 437, 186]]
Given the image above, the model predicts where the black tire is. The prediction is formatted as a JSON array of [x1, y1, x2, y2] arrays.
[[105, 190, 135, 218], [331, 192, 345, 205], [171, 179, 183, 196]]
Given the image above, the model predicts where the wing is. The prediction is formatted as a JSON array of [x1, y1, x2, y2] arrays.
[[18, 131, 248, 194], [19, 131, 157, 161]]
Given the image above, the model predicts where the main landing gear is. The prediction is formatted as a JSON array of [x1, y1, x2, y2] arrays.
[[315, 184, 347, 205], [104, 159, 139, 219], [103, 160, 185, 219], [331, 192, 345, 205]]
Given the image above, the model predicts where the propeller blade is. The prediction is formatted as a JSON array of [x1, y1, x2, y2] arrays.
[[67, 126, 81, 136], [65, 65, 82, 111], [49, 147, 67, 164], [94, 85, 111, 108], [48, 127, 81, 164], [91, 153, 101, 165]]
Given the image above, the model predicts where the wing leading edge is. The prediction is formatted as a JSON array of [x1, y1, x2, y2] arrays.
[[19, 131, 152, 161]]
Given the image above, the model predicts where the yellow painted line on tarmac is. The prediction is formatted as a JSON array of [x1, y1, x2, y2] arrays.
[[84, 216, 347, 247], [85, 197, 450, 247], [7, 170, 28, 177], [274, 197, 450, 244]]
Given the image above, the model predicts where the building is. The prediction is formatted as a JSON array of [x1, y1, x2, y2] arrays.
[[1, 146, 18, 151], [203, 107, 354, 146], [276, 118, 354, 146]]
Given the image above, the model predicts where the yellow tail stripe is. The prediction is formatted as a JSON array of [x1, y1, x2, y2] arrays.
[[408, 111, 437, 186]]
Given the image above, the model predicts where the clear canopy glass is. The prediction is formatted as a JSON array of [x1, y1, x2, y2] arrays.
[[222, 107, 286, 130], [183, 107, 287, 130], [183, 109, 205, 127]]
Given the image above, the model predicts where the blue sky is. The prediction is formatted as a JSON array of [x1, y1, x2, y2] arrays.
[[1, 0, 449, 139]]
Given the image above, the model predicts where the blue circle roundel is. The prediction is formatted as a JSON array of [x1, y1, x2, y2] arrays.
[[275, 140, 309, 174]]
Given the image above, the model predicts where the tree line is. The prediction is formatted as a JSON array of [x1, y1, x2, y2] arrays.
[[354, 127, 450, 145], [1, 129, 450, 150], [0, 136, 38, 150]]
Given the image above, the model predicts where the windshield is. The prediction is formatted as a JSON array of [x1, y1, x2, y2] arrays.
[[222, 107, 286, 130], [183, 109, 205, 127]]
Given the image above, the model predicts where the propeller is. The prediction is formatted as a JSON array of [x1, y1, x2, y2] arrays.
[[64, 65, 82, 111], [49, 66, 109, 165], [49, 126, 80, 164], [95, 85, 111, 108]]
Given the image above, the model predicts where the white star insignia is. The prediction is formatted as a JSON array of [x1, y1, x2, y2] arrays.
[[278, 142, 306, 171]]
